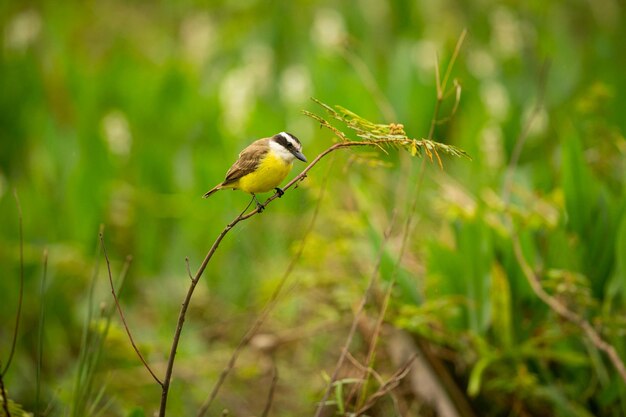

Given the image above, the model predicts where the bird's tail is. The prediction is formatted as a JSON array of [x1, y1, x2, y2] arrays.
[[202, 185, 221, 198]]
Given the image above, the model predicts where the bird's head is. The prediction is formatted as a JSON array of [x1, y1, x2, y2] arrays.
[[270, 132, 307, 163]]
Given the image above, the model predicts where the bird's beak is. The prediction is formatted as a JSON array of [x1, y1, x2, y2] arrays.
[[293, 150, 307, 162]]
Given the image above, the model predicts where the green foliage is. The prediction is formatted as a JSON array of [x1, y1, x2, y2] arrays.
[[1, 0, 626, 416], [0, 396, 33, 417]]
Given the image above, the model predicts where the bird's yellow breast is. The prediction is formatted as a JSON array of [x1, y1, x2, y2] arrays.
[[237, 152, 293, 194]]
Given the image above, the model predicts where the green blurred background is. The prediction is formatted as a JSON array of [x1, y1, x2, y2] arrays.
[[1, 0, 625, 416]]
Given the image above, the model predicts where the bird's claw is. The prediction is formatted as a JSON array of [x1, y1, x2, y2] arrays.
[[274, 187, 285, 198], [252, 195, 265, 213]]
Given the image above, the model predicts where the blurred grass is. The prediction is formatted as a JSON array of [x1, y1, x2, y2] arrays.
[[1, 0, 626, 416]]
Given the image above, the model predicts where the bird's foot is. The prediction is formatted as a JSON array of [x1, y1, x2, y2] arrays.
[[274, 187, 285, 198], [252, 195, 265, 213]]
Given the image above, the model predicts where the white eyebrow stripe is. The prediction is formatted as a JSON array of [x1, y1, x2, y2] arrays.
[[279, 131, 299, 148]]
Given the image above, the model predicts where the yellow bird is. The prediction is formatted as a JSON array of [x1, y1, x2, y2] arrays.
[[203, 132, 307, 210]]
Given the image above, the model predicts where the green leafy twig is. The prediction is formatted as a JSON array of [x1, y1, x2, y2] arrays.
[[303, 97, 470, 169]]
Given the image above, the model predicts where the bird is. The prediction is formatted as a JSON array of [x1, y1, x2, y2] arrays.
[[203, 132, 307, 211]]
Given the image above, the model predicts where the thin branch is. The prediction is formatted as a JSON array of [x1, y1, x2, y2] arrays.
[[185, 257, 193, 281], [441, 30, 467, 96], [260, 365, 279, 417], [100, 234, 162, 386], [355, 354, 417, 416], [435, 79, 462, 125], [36, 249, 49, 416], [313, 215, 396, 417], [428, 30, 467, 141], [0, 362, 11, 417], [3, 190, 25, 376], [160, 202, 253, 417], [345, 350, 408, 415], [512, 236, 626, 383], [345, 352, 385, 386], [195, 155, 335, 417]]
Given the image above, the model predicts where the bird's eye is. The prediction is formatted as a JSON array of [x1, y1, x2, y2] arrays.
[[287, 143, 293, 148]]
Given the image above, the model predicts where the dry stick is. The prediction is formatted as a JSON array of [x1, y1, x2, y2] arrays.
[[3, 190, 25, 377], [511, 237, 626, 383], [313, 216, 396, 417], [100, 234, 162, 386], [345, 352, 385, 386], [354, 354, 417, 417], [345, 351, 408, 417], [260, 364, 279, 417], [195, 156, 336, 417], [36, 249, 49, 416]]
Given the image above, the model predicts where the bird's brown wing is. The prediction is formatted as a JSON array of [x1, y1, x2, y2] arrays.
[[221, 138, 270, 185]]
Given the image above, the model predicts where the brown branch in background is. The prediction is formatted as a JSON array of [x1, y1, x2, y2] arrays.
[[313, 215, 396, 417], [355, 354, 416, 416], [100, 234, 162, 386], [3, 190, 25, 377], [345, 352, 385, 386], [195, 156, 335, 417], [511, 237, 626, 383], [260, 365, 279, 417]]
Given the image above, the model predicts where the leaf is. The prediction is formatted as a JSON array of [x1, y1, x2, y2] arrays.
[[468, 356, 493, 397]]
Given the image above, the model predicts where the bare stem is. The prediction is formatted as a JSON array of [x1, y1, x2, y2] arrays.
[[260, 365, 279, 417], [428, 29, 467, 141], [512, 236, 626, 383], [354, 354, 416, 416]]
